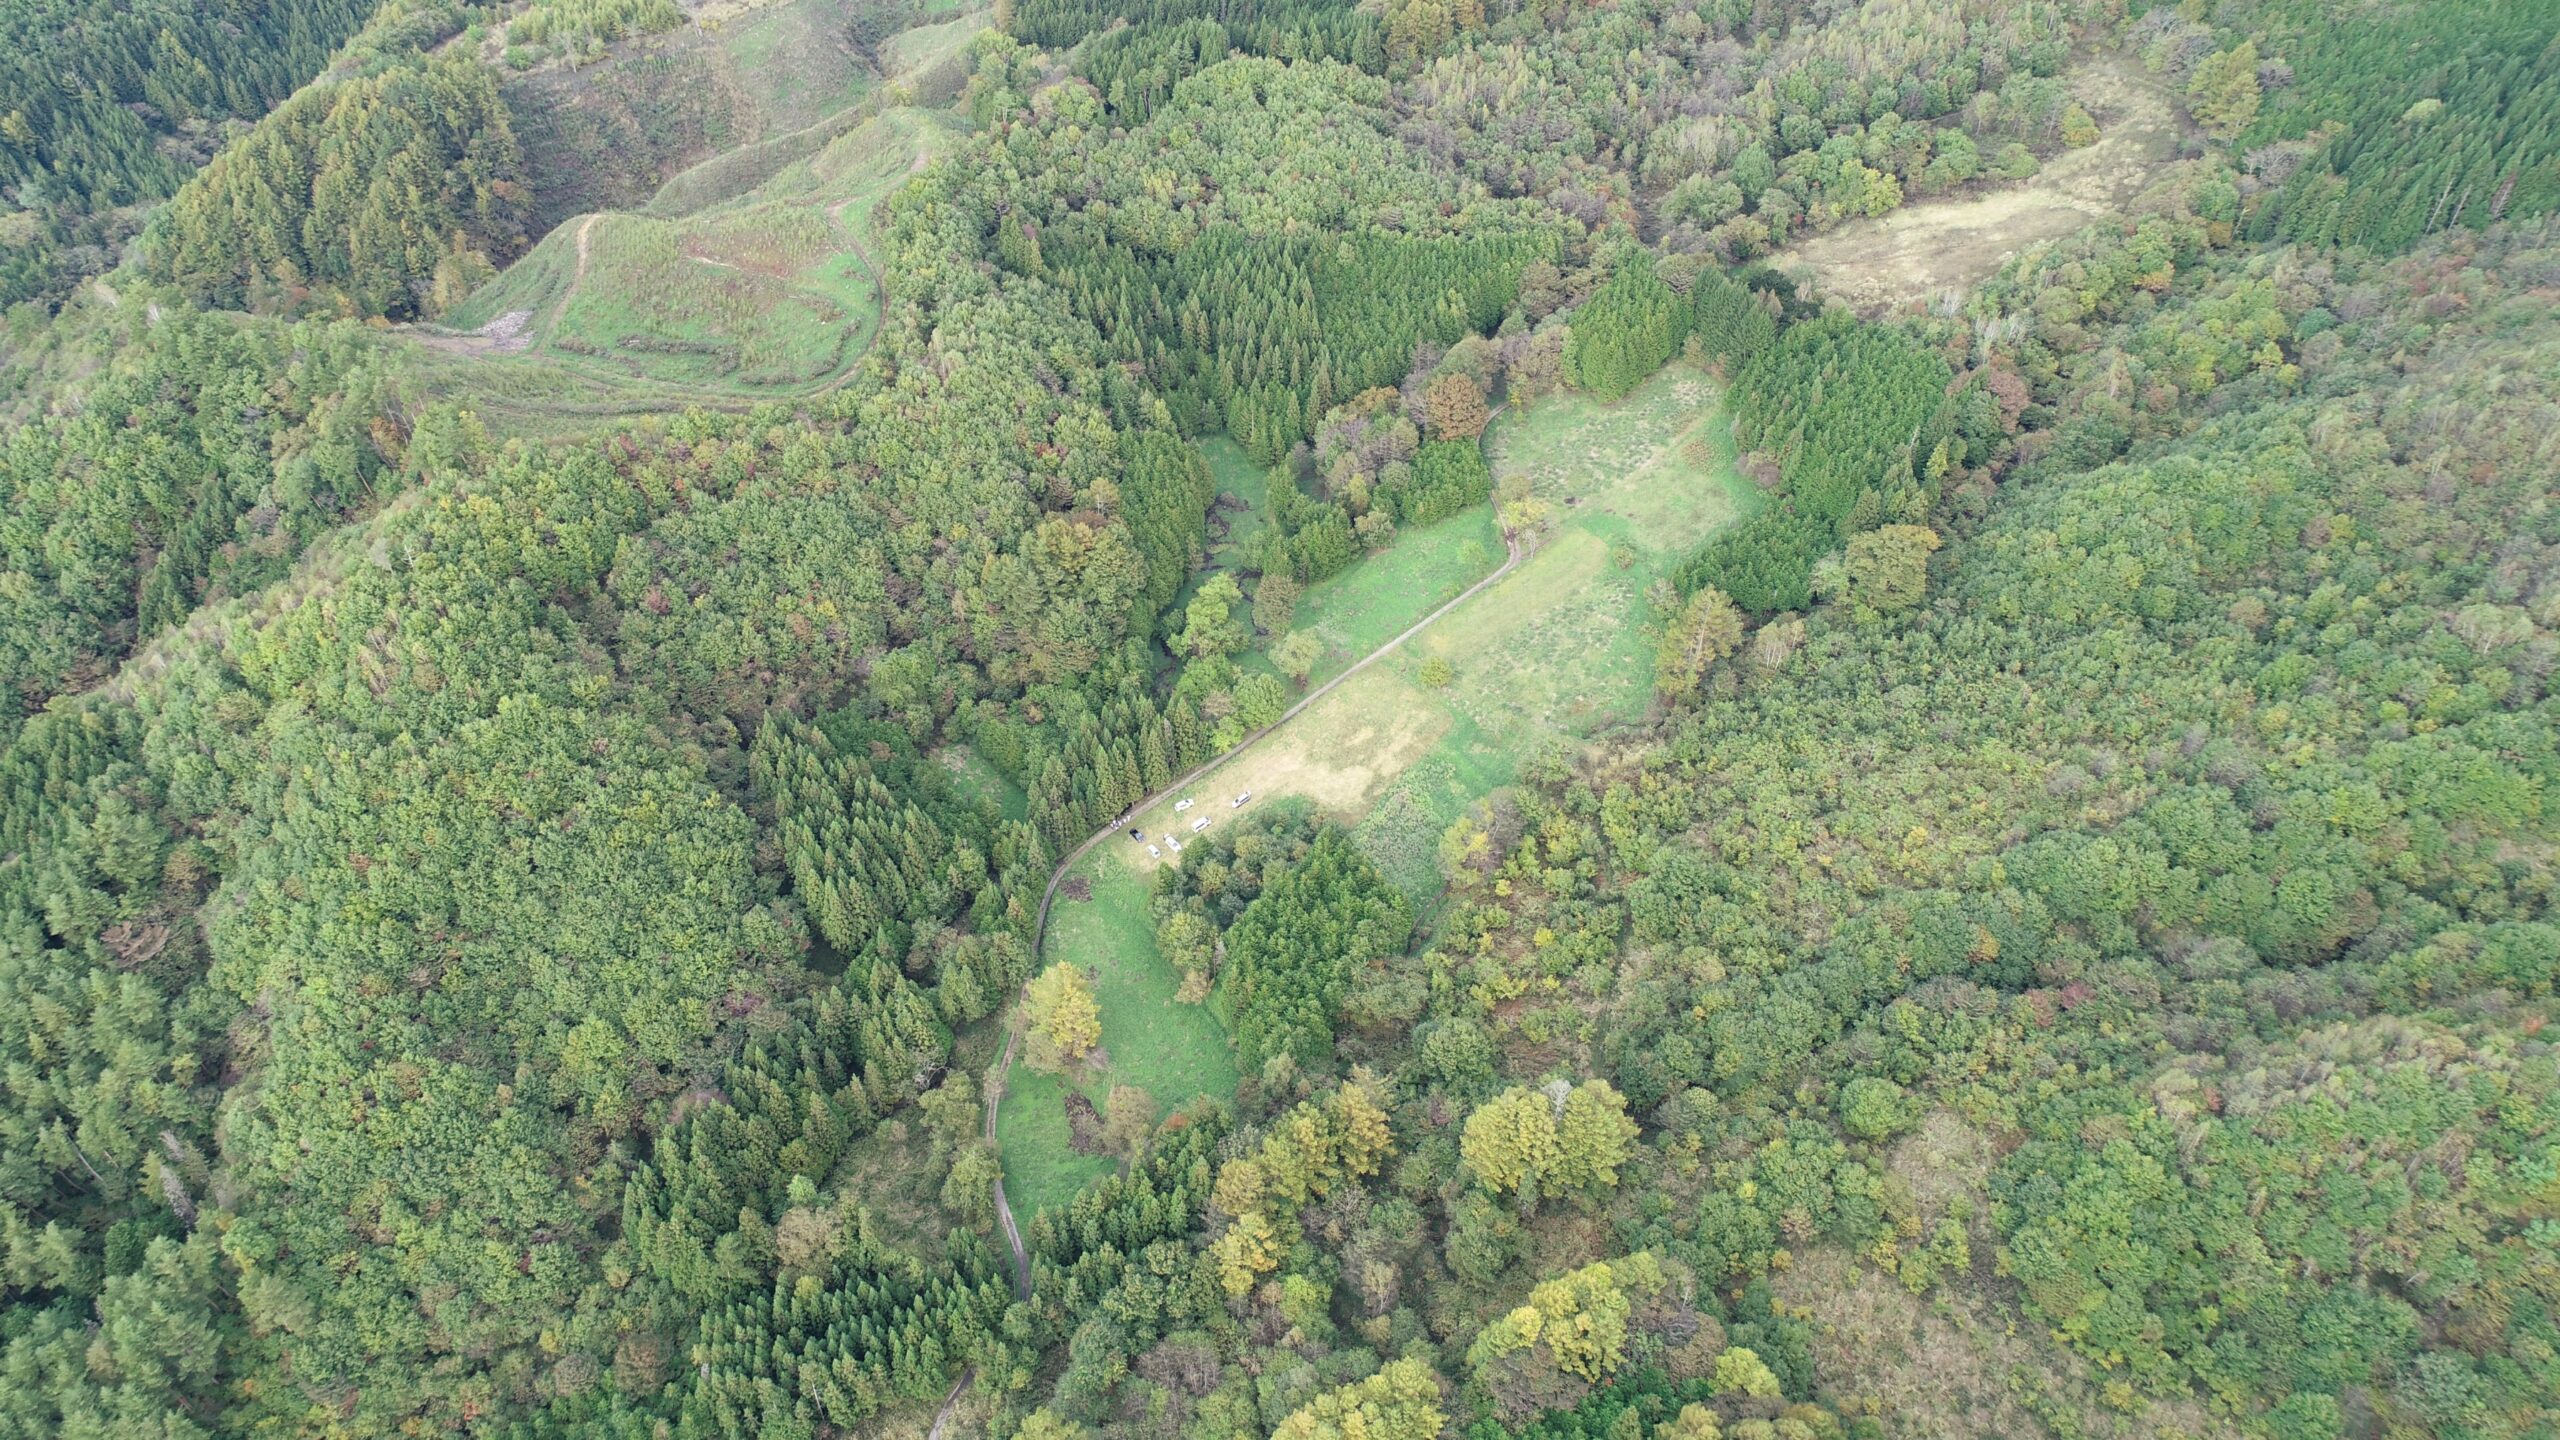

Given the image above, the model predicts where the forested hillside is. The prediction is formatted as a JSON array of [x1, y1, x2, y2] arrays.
[[0, 0, 479, 310], [148, 52, 529, 320], [1397, 0, 2090, 254], [0, 313, 408, 730], [0, 0, 2552, 1438], [2136, 0, 2560, 252]]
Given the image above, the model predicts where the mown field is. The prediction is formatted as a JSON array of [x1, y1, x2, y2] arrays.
[[997, 856, 1240, 1219], [1268, 509, 1505, 691], [1001, 364, 1751, 1212]]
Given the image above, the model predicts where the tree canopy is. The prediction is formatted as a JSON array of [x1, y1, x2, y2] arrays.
[[1, 2, 2553, 1437]]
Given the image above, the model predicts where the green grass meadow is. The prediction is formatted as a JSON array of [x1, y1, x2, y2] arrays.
[[938, 743, 1030, 823], [713, 0, 880, 131], [1359, 365, 1752, 901], [544, 209, 870, 389], [999, 851, 1238, 1219], [1197, 435, 1270, 567], [1199, 432, 1506, 691], [412, 109, 959, 432], [1277, 509, 1503, 689]]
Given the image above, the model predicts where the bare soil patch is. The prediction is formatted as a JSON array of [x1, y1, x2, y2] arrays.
[[1174, 672, 1449, 828], [407, 307, 536, 358], [1062, 1090, 1108, 1155]]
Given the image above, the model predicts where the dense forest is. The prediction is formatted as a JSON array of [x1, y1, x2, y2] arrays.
[[0, 312, 407, 730], [0, 0, 2553, 1438], [146, 51, 530, 320], [0, 0, 483, 310], [2134, 0, 2560, 252]]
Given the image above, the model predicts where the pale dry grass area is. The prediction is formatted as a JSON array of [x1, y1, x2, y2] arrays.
[[1117, 665, 1454, 872], [1771, 1110, 2235, 1440], [1118, 368, 1750, 867], [1888, 1110, 1998, 1213], [1778, 52, 2192, 314], [1774, 1249, 2239, 1440]]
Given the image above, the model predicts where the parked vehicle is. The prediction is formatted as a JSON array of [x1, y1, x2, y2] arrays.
[[1191, 817, 1209, 833], [1232, 792, 1252, 807]]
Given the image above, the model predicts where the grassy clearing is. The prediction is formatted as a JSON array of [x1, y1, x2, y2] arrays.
[[646, 23, 975, 217], [999, 853, 1238, 1219], [442, 219, 579, 333], [544, 209, 868, 389], [881, 9, 994, 76], [773, 107, 960, 235], [430, 0, 977, 427], [1774, 52, 2189, 313], [1281, 509, 1502, 689], [500, 0, 927, 229], [937, 743, 1029, 822], [1374, 367, 1749, 881], [1165, 436, 1275, 647], [1127, 365, 1746, 902], [1353, 717, 1514, 907], [1197, 435, 1270, 574], [1004, 365, 1748, 1209], [713, 0, 879, 132], [1196, 432, 1502, 689]]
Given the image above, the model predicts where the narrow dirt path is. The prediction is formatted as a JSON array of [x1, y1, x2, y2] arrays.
[[544, 213, 603, 338], [809, 185, 905, 396], [1028, 528, 1528, 953], [984, 1024, 1031, 1299], [925, 518, 1528, 1440], [816, 249, 884, 393]]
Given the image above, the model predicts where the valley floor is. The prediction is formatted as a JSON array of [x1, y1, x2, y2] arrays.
[[999, 364, 1751, 1210]]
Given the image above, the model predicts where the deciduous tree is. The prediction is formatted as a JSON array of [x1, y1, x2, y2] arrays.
[[1025, 963, 1102, 1072], [1656, 587, 1745, 699]]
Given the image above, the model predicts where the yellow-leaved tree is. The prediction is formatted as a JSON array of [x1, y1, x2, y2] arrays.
[[1465, 1253, 1665, 1383], [1210, 1209, 1282, 1296], [1022, 963, 1100, 1072], [1462, 1079, 1637, 1204], [1460, 1087, 1560, 1196], [1271, 1357, 1447, 1440], [1208, 1074, 1399, 1296]]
